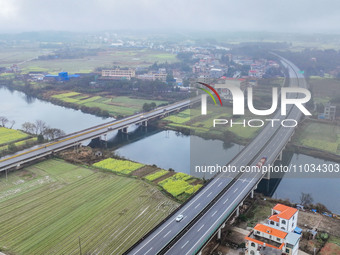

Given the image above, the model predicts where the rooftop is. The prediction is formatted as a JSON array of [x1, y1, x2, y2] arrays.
[[273, 203, 298, 220], [246, 231, 284, 250], [269, 214, 280, 222], [286, 232, 301, 246], [254, 224, 287, 239]]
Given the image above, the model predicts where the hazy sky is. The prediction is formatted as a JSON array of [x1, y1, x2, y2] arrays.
[[0, 0, 339, 33]]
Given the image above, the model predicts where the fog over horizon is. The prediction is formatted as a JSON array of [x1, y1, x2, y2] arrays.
[[0, 0, 339, 34]]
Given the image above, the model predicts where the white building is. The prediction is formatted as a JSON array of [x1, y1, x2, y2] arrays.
[[268, 204, 298, 232], [101, 69, 135, 80], [245, 223, 301, 255], [245, 204, 301, 255]]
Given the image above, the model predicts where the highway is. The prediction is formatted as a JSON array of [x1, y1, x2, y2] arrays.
[[125, 56, 308, 255], [0, 98, 198, 172], [163, 57, 306, 255]]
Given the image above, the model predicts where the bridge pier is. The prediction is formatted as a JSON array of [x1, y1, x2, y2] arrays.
[[217, 228, 221, 240], [141, 120, 148, 127], [216, 222, 226, 240], [235, 206, 240, 217], [73, 142, 81, 153], [278, 151, 283, 161], [121, 127, 128, 134], [264, 168, 271, 180], [103, 133, 108, 148]]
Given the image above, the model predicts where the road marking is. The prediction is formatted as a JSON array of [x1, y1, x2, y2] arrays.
[[242, 179, 246, 183], [207, 192, 212, 197], [163, 230, 171, 238], [211, 210, 218, 217], [145, 247, 153, 254], [223, 198, 229, 204], [195, 203, 201, 209], [218, 182, 222, 187], [197, 224, 205, 232], [185, 171, 257, 255], [233, 188, 238, 193], [181, 241, 189, 249]]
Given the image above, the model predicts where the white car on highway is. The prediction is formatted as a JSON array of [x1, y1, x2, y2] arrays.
[[175, 214, 184, 222]]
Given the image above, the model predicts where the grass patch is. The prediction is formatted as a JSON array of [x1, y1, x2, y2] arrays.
[[163, 104, 263, 141], [51, 92, 168, 117], [244, 200, 273, 228], [293, 120, 340, 154], [0, 127, 30, 146], [144, 170, 169, 181], [158, 173, 201, 198], [320, 236, 340, 255], [93, 158, 144, 174], [19, 49, 177, 73], [92, 159, 202, 201]]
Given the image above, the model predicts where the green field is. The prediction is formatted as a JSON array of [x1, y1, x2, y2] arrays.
[[20, 49, 177, 73], [293, 120, 340, 154], [0, 127, 30, 146], [93, 159, 203, 201], [52, 92, 168, 116], [158, 173, 202, 199], [0, 127, 38, 155], [0, 137, 38, 152], [0, 159, 178, 255], [163, 105, 263, 141], [93, 158, 144, 174], [144, 169, 169, 181]]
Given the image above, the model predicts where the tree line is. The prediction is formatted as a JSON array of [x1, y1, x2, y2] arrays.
[[21, 120, 65, 140]]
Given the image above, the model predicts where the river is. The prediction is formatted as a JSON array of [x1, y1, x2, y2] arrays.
[[1, 86, 339, 213], [0, 86, 114, 134]]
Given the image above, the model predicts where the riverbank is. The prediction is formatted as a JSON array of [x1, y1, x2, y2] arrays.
[[157, 106, 262, 146], [289, 118, 340, 162], [156, 107, 340, 162]]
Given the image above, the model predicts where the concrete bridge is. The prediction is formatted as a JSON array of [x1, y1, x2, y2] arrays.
[[0, 97, 199, 172]]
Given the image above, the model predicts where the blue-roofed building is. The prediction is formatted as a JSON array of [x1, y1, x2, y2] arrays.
[[44, 72, 80, 82]]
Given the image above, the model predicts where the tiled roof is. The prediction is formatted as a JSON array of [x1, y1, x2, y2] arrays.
[[254, 224, 288, 239], [273, 203, 298, 220], [269, 214, 280, 222]]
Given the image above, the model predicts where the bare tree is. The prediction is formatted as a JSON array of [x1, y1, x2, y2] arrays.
[[10, 120, 15, 129], [44, 128, 65, 140], [22, 122, 36, 134], [35, 120, 47, 135], [0, 116, 9, 127], [300, 192, 314, 206]]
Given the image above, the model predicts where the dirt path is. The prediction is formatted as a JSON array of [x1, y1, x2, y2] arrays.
[[232, 226, 250, 236]]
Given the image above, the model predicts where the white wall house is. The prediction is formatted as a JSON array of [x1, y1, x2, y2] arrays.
[[268, 204, 298, 232]]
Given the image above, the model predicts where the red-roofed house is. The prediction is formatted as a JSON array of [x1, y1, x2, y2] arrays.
[[268, 204, 298, 232]]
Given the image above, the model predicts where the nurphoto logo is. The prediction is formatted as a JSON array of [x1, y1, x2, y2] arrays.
[[198, 82, 312, 128]]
